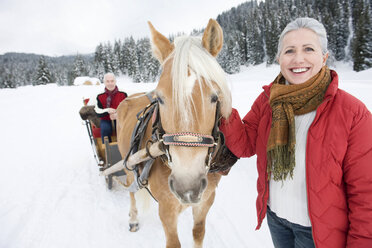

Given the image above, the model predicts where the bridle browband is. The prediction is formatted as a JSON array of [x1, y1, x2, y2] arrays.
[[163, 133, 215, 147]]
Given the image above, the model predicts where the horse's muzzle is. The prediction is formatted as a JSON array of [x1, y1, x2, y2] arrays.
[[168, 175, 208, 204]]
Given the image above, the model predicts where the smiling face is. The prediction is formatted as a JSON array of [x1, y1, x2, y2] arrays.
[[278, 28, 328, 85], [104, 74, 116, 91]]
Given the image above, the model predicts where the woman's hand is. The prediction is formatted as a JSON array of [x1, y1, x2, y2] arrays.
[[108, 108, 116, 114], [110, 112, 118, 120]]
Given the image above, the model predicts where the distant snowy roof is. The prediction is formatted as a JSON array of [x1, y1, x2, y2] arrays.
[[73, 76, 101, 86]]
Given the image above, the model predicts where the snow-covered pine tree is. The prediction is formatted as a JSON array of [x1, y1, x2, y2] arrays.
[[220, 42, 240, 74], [147, 55, 160, 82], [34, 56, 53, 85], [322, 8, 337, 62], [1, 68, 16, 88], [137, 38, 160, 82], [72, 54, 88, 78], [334, 0, 350, 61], [127, 37, 140, 79], [278, 0, 291, 32], [136, 38, 148, 81], [231, 41, 242, 73], [94, 43, 104, 64], [95, 62, 105, 83], [249, 9, 265, 65], [102, 42, 114, 73], [120, 38, 131, 75], [263, 5, 280, 65], [352, 0, 372, 71], [217, 43, 229, 72], [112, 40, 122, 74]]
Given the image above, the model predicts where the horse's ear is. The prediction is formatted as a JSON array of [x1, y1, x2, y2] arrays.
[[148, 21, 174, 63], [202, 19, 223, 57]]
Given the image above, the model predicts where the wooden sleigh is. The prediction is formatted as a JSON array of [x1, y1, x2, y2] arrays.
[[79, 98, 125, 189]]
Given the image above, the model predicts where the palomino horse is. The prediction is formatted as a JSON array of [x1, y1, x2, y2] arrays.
[[116, 19, 232, 248]]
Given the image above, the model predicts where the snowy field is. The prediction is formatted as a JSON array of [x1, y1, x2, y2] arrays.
[[0, 63, 371, 248]]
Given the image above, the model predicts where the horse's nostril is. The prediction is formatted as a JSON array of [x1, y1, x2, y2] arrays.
[[169, 178, 175, 192], [200, 177, 208, 191]]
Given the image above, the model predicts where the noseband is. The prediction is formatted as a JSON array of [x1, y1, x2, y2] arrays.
[[152, 100, 223, 173]]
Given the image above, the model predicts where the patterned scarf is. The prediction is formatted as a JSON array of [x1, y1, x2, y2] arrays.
[[267, 66, 331, 181], [105, 86, 118, 108]]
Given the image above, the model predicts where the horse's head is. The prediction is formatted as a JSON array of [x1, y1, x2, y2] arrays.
[[148, 19, 232, 204]]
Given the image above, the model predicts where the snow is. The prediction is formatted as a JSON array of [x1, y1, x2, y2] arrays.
[[0, 64, 371, 248]]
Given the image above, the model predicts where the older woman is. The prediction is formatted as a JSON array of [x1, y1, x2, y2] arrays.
[[95, 72, 127, 143], [220, 18, 372, 248]]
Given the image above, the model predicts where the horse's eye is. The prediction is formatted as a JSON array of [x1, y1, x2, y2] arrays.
[[211, 94, 218, 103]]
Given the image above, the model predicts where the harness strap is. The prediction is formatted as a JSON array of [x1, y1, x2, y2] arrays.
[[123, 92, 159, 201]]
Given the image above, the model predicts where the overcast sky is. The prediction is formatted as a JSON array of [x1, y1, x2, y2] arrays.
[[0, 0, 249, 57]]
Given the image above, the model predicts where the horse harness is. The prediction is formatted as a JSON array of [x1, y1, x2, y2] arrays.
[[122, 91, 235, 197]]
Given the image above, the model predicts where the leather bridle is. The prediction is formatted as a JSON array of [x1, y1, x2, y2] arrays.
[[152, 100, 223, 173]]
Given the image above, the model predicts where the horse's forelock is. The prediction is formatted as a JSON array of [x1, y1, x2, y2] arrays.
[[170, 36, 231, 128]]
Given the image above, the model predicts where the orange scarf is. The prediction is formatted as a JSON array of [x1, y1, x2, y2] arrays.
[[267, 66, 331, 181]]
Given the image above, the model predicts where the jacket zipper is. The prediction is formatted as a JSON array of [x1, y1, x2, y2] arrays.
[[305, 97, 331, 248], [258, 90, 270, 228]]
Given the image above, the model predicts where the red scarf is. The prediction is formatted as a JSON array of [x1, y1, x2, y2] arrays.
[[105, 86, 118, 108]]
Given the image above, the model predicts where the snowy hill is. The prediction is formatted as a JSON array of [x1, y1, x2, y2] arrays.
[[0, 63, 371, 248]]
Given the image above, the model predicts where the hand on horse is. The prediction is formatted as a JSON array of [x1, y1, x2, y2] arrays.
[[110, 112, 117, 120], [217, 167, 231, 176], [108, 108, 116, 114]]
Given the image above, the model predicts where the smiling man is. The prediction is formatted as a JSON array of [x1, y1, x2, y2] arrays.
[[95, 73, 127, 143]]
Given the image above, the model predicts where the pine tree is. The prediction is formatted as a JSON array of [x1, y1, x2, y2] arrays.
[[334, 0, 350, 61], [34, 56, 53, 85], [95, 62, 105, 83], [120, 39, 131, 75], [263, 4, 280, 65], [352, 0, 372, 71], [137, 38, 160, 82], [94, 43, 104, 64], [112, 40, 121, 74], [231, 42, 242, 73], [127, 37, 140, 79], [72, 54, 88, 78], [246, 9, 265, 65], [102, 42, 114, 73], [1, 69, 16, 88], [217, 43, 230, 73], [264, 23, 277, 64]]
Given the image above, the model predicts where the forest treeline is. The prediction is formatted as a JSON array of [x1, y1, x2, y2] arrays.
[[0, 0, 371, 88]]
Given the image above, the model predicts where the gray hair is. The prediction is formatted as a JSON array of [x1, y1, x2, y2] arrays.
[[103, 72, 116, 82], [276, 17, 328, 59]]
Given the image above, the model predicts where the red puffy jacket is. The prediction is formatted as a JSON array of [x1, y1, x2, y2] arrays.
[[96, 91, 127, 121], [220, 71, 372, 248]]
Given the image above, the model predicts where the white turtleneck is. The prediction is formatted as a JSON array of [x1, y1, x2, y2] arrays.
[[267, 110, 316, 226]]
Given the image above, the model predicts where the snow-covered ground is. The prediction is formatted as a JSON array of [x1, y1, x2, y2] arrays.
[[0, 63, 371, 248]]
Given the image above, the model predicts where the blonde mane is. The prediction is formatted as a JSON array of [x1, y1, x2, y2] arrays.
[[169, 36, 231, 127]]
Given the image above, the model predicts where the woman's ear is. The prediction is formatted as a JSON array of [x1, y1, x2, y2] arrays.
[[323, 52, 329, 66]]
